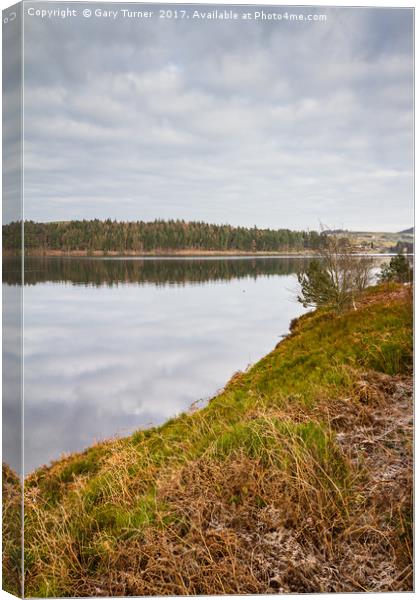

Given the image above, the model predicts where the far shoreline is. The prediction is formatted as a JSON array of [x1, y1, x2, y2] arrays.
[[3, 249, 399, 258]]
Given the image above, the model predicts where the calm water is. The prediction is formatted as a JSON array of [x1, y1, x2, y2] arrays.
[[4, 256, 311, 473]]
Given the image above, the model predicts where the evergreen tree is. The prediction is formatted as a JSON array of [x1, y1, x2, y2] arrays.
[[3, 220, 322, 254], [379, 253, 412, 284]]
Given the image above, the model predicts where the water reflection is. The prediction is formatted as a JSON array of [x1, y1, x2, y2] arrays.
[[2, 285, 22, 475], [4, 257, 311, 473], [3, 256, 309, 287]]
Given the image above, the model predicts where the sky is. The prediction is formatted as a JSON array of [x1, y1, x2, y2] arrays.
[[6, 2, 414, 230]]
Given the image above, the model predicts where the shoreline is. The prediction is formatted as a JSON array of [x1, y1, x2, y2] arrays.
[[3, 249, 399, 258], [3, 283, 413, 595], [5, 249, 316, 257], [16, 284, 410, 480]]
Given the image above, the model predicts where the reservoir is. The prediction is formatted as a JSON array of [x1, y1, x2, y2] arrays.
[[4, 256, 313, 473]]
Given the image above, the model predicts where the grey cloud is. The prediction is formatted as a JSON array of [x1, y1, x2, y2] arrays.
[[17, 3, 414, 230]]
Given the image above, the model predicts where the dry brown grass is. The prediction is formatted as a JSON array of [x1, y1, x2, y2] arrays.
[[2, 463, 22, 596], [49, 373, 411, 596]]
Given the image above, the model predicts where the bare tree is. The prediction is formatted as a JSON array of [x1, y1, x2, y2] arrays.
[[352, 257, 375, 293], [297, 233, 374, 313]]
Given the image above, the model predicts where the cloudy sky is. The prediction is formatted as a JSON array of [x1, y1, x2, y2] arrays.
[[15, 2, 414, 230]]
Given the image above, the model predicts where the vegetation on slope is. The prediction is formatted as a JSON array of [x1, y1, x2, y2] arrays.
[[3, 284, 413, 596], [3, 219, 322, 255], [2, 464, 22, 596]]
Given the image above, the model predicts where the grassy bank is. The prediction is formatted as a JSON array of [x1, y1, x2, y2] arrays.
[[3, 284, 413, 596]]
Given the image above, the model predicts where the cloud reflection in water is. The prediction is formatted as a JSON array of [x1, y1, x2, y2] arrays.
[[6, 257, 308, 473]]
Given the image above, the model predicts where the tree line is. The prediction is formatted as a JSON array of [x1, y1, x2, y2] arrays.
[[2, 220, 322, 254]]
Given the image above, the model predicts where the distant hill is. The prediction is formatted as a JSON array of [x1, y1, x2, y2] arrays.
[[399, 227, 414, 235], [331, 228, 413, 254]]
